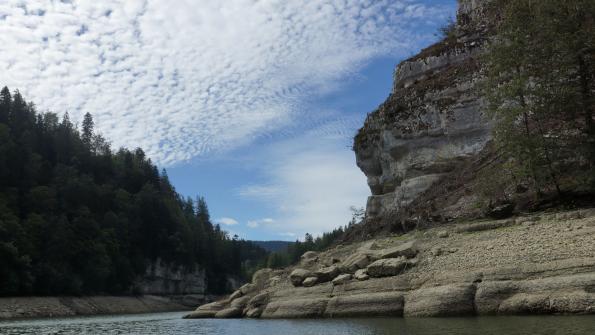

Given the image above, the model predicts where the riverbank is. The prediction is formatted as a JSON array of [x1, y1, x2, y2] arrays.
[[186, 208, 595, 319], [0, 295, 204, 320]]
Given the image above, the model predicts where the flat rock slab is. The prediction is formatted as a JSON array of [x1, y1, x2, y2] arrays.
[[214, 307, 243, 318], [404, 284, 476, 317], [325, 292, 404, 317], [261, 298, 329, 319]]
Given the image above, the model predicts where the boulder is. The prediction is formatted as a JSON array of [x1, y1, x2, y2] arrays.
[[341, 253, 374, 273], [302, 277, 318, 287], [252, 268, 274, 288], [247, 292, 270, 309], [438, 230, 449, 238], [404, 284, 476, 317], [301, 251, 319, 261], [354, 269, 369, 281], [487, 203, 515, 219], [378, 241, 418, 259], [332, 274, 352, 286], [245, 307, 263, 318], [239, 283, 256, 295], [314, 266, 340, 282], [230, 296, 250, 309], [367, 257, 408, 278], [214, 307, 243, 318], [229, 290, 243, 300], [289, 269, 313, 287]]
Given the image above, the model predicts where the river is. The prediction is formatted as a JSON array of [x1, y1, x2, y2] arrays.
[[1, 312, 594, 334]]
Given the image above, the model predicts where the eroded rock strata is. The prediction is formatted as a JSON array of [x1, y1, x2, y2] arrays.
[[353, 0, 493, 226], [186, 209, 595, 318]]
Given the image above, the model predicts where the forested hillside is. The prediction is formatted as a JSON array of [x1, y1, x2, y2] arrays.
[[0, 87, 267, 296]]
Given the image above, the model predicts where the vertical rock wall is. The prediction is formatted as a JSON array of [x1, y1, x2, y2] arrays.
[[353, 0, 494, 225], [136, 259, 206, 296]]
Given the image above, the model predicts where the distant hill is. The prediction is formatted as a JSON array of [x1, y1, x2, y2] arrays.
[[251, 240, 293, 253]]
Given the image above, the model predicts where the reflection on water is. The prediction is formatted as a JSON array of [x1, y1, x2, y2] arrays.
[[0, 312, 594, 335]]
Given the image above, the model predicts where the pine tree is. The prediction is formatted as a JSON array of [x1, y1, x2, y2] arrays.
[[0, 86, 11, 124], [81, 112, 94, 147]]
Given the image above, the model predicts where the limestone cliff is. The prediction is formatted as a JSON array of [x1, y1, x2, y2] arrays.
[[136, 260, 206, 296], [353, 0, 493, 228], [185, 1, 595, 319]]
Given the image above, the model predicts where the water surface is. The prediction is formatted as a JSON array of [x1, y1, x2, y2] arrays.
[[1, 312, 594, 335]]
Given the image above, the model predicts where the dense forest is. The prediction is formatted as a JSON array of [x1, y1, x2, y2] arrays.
[[0, 87, 268, 296], [482, 0, 595, 202]]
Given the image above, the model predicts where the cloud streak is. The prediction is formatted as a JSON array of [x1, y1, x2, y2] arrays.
[[237, 129, 370, 238], [0, 0, 453, 165]]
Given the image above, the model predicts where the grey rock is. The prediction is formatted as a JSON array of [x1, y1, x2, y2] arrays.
[[314, 266, 340, 282], [245, 307, 263, 318], [239, 283, 256, 295], [252, 268, 274, 288], [367, 258, 408, 278], [289, 269, 313, 287], [261, 298, 329, 319], [247, 292, 270, 309], [300, 251, 319, 266], [332, 274, 352, 286], [214, 307, 243, 318], [354, 269, 370, 281], [230, 296, 250, 309], [378, 241, 418, 259], [404, 284, 476, 317], [341, 253, 374, 273], [438, 231, 449, 238], [229, 290, 243, 300], [325, 292, 404, 317], [302, 277, 318, 287]]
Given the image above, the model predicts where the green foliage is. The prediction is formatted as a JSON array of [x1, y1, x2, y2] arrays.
[[0, 88, 268, 296], [484, 0, 595, 198]]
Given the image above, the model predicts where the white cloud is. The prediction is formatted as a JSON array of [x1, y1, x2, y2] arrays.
[[237, 128, 370, 238], [0, 0, 453, 165], [216, 217, 239, 226], [247, 218, 275, 228]]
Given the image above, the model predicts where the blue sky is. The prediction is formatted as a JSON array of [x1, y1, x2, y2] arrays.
[[0, 0, 457, 241]]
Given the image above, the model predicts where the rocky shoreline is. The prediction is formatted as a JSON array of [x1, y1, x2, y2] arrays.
[[185, 209, 595, 319], [0, 294, 205, 320]]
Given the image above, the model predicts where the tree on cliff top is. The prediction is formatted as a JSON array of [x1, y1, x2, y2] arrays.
[[484, 0, 595, 199]]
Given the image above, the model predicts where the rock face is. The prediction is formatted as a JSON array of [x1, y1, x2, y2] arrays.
[[185, 209, 595, 319], [136, 259, 206, 296], [353, 0, 493, 226]]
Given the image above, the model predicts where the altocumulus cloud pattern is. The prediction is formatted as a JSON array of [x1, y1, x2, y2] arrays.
[[0, 0, 450, 165]]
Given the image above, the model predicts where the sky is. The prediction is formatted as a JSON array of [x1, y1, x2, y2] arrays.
[[0, 0, 457, 241]]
